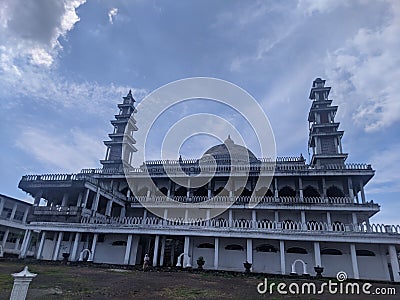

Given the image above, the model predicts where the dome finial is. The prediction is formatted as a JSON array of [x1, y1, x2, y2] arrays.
[[224, 134, 234, 144]]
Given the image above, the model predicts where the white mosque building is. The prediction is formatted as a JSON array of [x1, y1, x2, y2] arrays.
[[1, 78, 399, 282]]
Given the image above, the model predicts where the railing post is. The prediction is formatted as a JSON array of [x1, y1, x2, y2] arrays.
[[10, 266, 37, 300]]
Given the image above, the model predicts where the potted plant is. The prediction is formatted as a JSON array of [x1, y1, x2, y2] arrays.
[[197, 256, 205, 269], [314, 265, 324, 278], [243, 261, 252, 273]]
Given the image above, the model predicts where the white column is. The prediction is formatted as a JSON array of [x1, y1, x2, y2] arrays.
[[10, 203, 18, 220], [214, 237, 219, 270], [183, 236, 190, 267], [321, 177, 327, 199], [22, 206, 30, 223], [36, 231, 46, 259], [274, 211, 279, 223], [0, 197, 4, 216], [298, 177, 304, 201], [130, 236, 140, 265], [120, 206, 126, 218], [76, 192, 83, 207], [142, 209, 148, 224], [280, 240, 285, 275], [19, 230, 32, 258], [89, 234, 98, 262], [274, 178, 279, 200], [352, 213, 358, 226], [246, 239, 253, 265], [82, 188, 90, 208], [388, 245, 400, 282], [124, 234, 133, 265], [360, 181, 366, 204], [61, 193, 69, 206], [301, 211, 306, 230], [52, 232, 63, 261], [70, 232, 81, 261], [228, 210, 233, 227], [160, 236, 166, 266], [14, 237, 21, 250], [313, 242, 321, 267], [153, 235, 160, 266], [350, 244, 359, 279], [326, 212, 332, 230], [348, 178, 354, 200], [162, 208, 168, 221], [184, 209, 189, 222], [92, 188, 100, 212], [251, 210, 257, 228], [2, 229, 10, 247], [34, 190, 43, 206], [105, 200, 113, 216]]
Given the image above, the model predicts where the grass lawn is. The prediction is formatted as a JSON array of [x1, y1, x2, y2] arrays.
[[0, 260, 398, 299]]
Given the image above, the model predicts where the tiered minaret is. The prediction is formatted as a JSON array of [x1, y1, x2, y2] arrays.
[[308, 78, 347, 167], [100, 90, 137, 171]]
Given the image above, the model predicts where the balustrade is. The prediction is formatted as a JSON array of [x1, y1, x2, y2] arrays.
[[79, 216, 400, 235]]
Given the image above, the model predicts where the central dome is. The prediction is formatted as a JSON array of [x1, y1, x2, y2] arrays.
[[201, 135, 259, 164]]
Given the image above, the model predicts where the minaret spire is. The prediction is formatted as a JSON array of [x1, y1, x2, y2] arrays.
[[100, 90, 138, 171], [307, 78, 347, 167]]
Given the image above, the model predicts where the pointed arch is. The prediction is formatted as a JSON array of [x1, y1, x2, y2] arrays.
[[279, 186, 296, 197], [303, 185, 320, 197], [327, 185, 345, 197]]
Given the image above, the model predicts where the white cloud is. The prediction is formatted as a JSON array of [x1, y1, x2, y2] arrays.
[[0, 0, 86, 68], [366, 144, 400, 194], [297, 0, 348, 15], [108, 8, 118, 24], [15, 127, 105, 173], [325, 1, 400, 132]]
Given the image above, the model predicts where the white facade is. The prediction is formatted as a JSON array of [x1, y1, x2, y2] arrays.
[[13, 80, 400, 282]]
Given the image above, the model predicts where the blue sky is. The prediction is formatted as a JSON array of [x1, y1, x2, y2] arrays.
[[0, 0, 399, 224]]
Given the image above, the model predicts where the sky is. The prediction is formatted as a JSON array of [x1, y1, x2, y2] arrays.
[[0, 0, 399, 224]]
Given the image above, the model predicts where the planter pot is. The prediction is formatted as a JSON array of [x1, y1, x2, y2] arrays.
[[197, 260, 205, 270], [314, 266, 324, 279], [243, 262, 252, 273]]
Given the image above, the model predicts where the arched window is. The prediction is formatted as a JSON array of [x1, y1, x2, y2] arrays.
[[321, 249, 343, 255], [235, 187, 251, 197], [136, 187, 148, 196], [156, 187, 168, 196], [197, 243, 215, 249], [256, 187, 273, 197], [214, 187, 229, 196], [175, 186, 187, 197], [287, 247, 308, 254], [256, 244, 278, 253], [225, 244, 244, 251], [193, 186, 208, 197], [303, 185, 320, 197], [112, 241, 127, 246], [279, 186, 296, 197], [327, 186, 345, 197], [356, 250, 375, 256]]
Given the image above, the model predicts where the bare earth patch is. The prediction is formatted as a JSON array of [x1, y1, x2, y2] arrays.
[[0, 260, 398, 299]]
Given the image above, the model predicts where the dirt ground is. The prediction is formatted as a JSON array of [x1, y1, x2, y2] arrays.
[[0, 260, 398, 299]]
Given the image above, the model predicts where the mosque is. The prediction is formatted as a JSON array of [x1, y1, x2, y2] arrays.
[[1, 78, 399, 281]]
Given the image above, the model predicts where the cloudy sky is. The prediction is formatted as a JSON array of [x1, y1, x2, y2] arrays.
[[0, 0, 399, 224]]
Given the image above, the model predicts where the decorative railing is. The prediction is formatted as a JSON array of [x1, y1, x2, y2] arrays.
[[32, 206, 92, 217], [127, 195, 359, 206], [79, 216, 400, 235], [20, 161, 373, 181]]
